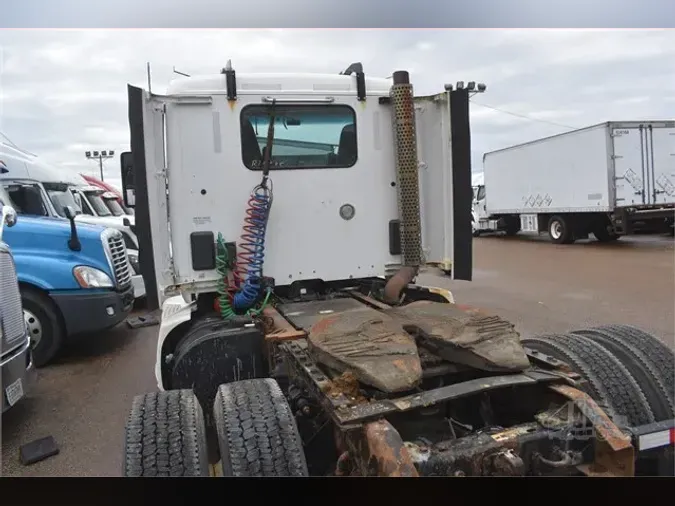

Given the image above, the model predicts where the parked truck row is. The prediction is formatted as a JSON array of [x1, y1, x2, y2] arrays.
[[0, 140, 139, 394], [472, 121, 675, 243]]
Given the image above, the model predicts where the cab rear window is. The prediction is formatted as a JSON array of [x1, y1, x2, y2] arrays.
[[240, 104, 357, 170]]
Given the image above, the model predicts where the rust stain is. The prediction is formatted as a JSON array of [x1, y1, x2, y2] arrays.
[[311, 316, 338, 335], [324, 371, 367, 403], [364, 420, 419, 477], [392, 359, 408, 372], [262, 307, 307, 341]]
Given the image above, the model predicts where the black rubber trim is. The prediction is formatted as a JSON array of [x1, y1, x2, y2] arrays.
[[127, 84, 159, 311]]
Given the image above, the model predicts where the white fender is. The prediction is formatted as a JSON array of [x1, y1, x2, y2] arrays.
[[154, 295, 196, 390]]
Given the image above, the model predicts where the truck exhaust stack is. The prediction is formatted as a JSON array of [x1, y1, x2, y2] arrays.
[[383, 70, 424, 304]]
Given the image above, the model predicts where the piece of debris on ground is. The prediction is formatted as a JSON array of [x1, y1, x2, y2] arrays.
[[19, 436, 60, 466], [126, 313, 160, 329]]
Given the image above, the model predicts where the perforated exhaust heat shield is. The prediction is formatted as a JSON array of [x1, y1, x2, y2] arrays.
[[390, 71, 423, 267]]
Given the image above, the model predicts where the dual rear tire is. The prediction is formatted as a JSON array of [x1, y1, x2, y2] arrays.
[[523, 324, 674, 427], [523, 324, 674, 476], [124, 379, 308, 477]]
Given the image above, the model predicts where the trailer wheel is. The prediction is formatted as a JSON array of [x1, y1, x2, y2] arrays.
[[547, 215, 574, 244], [213, 378, 309, 477], [124, 390, 209, 477], [572, 325, 674, 421], [522, 333, 655, 427]]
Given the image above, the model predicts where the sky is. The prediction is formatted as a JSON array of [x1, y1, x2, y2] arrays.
[[0, 28, 673, 191]]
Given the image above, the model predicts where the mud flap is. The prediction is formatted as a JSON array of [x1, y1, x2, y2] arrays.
[[170, 319, 267, 418]]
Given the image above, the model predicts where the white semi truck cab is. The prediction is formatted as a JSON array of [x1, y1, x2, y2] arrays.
[[118, 63, 674, 478]]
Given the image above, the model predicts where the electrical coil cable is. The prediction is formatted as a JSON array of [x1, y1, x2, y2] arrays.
[[233, 184, 273, 311], [233, 100, 276, 312], [215, 231, 273, 319], [215, 232, 237, 319]]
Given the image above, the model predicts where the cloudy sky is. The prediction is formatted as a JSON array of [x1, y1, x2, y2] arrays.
[[0, 28, 673, 190]]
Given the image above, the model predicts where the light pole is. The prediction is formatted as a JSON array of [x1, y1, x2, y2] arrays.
[[85, 149, 115, 182]]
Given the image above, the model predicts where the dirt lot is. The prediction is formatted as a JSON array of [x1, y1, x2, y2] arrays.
[[2, 233, 673, 476]]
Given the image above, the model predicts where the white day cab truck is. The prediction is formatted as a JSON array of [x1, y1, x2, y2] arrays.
[[0, 142, 145, 299], [473, 121, 675, 244], [119, 63, 673, 477]]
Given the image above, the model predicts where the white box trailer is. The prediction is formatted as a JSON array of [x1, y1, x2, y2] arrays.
[[473, 121, 675, 243]]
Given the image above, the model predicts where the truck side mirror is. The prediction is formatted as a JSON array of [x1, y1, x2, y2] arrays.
[[0, 205, 17, 241], [63, 205, 81, 252], [120, 151, 136, 208], [123, 217, 131, 227], [64, 205, 76, 221]]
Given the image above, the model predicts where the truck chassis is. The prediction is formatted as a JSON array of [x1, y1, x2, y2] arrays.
[[124, 276, 674, 477]]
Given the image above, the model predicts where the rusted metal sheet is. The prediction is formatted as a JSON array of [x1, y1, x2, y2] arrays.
[[362, 420, 419, 477], [307, 306, 422, 393], [386, 301, 530, 372], [333, 373, 546, 426], [345, 289, 393, 311], [262, 306, 307, 341], [523, 346, 576, 374], [549, 384, 635, 477]]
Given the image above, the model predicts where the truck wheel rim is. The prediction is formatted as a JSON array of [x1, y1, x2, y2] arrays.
[[24, 309, 43, 349], [550, 221, 562, 239]]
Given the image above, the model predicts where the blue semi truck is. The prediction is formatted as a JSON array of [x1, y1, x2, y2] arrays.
[[0, 185, 134, 367]]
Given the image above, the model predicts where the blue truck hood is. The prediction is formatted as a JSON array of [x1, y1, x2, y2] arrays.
[[2, 215, 114, 290]]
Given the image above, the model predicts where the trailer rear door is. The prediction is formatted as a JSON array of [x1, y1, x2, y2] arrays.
[[612, 121, 675, 207], [650, 123, 675, 206]]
